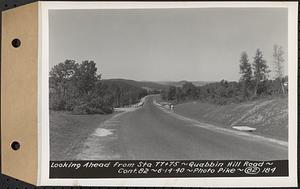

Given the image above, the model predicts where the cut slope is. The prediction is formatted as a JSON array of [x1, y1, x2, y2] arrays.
[[174, 96, 288, 141]]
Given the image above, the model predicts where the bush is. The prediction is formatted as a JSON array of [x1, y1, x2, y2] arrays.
[[49, 97, 66, 111], [72, 97, 114, 115], [72, 104, 88, 114]]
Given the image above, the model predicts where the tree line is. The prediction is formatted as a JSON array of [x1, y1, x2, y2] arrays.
[[161, 45, 287, 105], [49, 60, 148, 114], [50, 45, 287, 113]]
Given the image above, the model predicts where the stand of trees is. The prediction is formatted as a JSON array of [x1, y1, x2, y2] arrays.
[[240, 46, 287, 99], [49, 60, 148, 114], [161, 46, 288, 105]]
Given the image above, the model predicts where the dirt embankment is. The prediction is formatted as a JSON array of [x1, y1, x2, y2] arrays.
[[174, 96, 288, 141]]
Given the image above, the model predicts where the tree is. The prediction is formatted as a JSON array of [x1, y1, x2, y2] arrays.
[[49, 60, 78, 81], [273, 45, 285, 94], [74, 60, 101, 95], [175, 87, 184, 103], [49, 60, 79, 109], [239, 52, 252, 98], [252, 49, 269, 96], [167, 86, 177, 101], [49, 60, 102, 111], [182, 82, 197, 99]]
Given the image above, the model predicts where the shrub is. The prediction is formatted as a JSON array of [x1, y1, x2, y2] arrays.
[[49, 98, 66, 111], [72, 104, 88, 115], [72, 97, 114, 115]]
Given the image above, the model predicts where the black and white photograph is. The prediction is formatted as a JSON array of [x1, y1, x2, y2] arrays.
[[49, 7, 289, 161], [41, 1, 297, 187]]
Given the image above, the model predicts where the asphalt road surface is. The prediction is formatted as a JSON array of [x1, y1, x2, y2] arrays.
[[77, 95, 288, 160]]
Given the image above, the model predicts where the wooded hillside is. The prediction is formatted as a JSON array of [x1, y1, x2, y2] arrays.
[[49, 60, 149, 114], [161, 46, 288, 105]]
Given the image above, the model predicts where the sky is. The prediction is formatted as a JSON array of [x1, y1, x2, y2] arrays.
[[49, 8, 288, 82]]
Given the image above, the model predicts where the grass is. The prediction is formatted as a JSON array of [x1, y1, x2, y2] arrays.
[[50, 111, 116, 160], [174, 96, 288, 141]]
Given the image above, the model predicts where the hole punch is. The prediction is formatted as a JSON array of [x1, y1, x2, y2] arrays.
[[11, 141, 20, 150], [11, 38, 21, 48]]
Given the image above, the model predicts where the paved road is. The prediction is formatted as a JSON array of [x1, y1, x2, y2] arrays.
[[77, 95, 288, 160]]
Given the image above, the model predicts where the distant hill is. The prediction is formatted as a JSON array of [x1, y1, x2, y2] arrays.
[[100, 79, 148, 107], [101, 79, 146, 92], [156, 80, 212, 87], [103, 79, 169, 90], [102, 79, 212, 91]]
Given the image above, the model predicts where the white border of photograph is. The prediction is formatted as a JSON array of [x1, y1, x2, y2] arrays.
[[38, 1, 298, 187]]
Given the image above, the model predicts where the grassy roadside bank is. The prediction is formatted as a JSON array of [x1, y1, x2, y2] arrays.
[[173, 96, 288, 141], [50, 111, 117, 160]]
